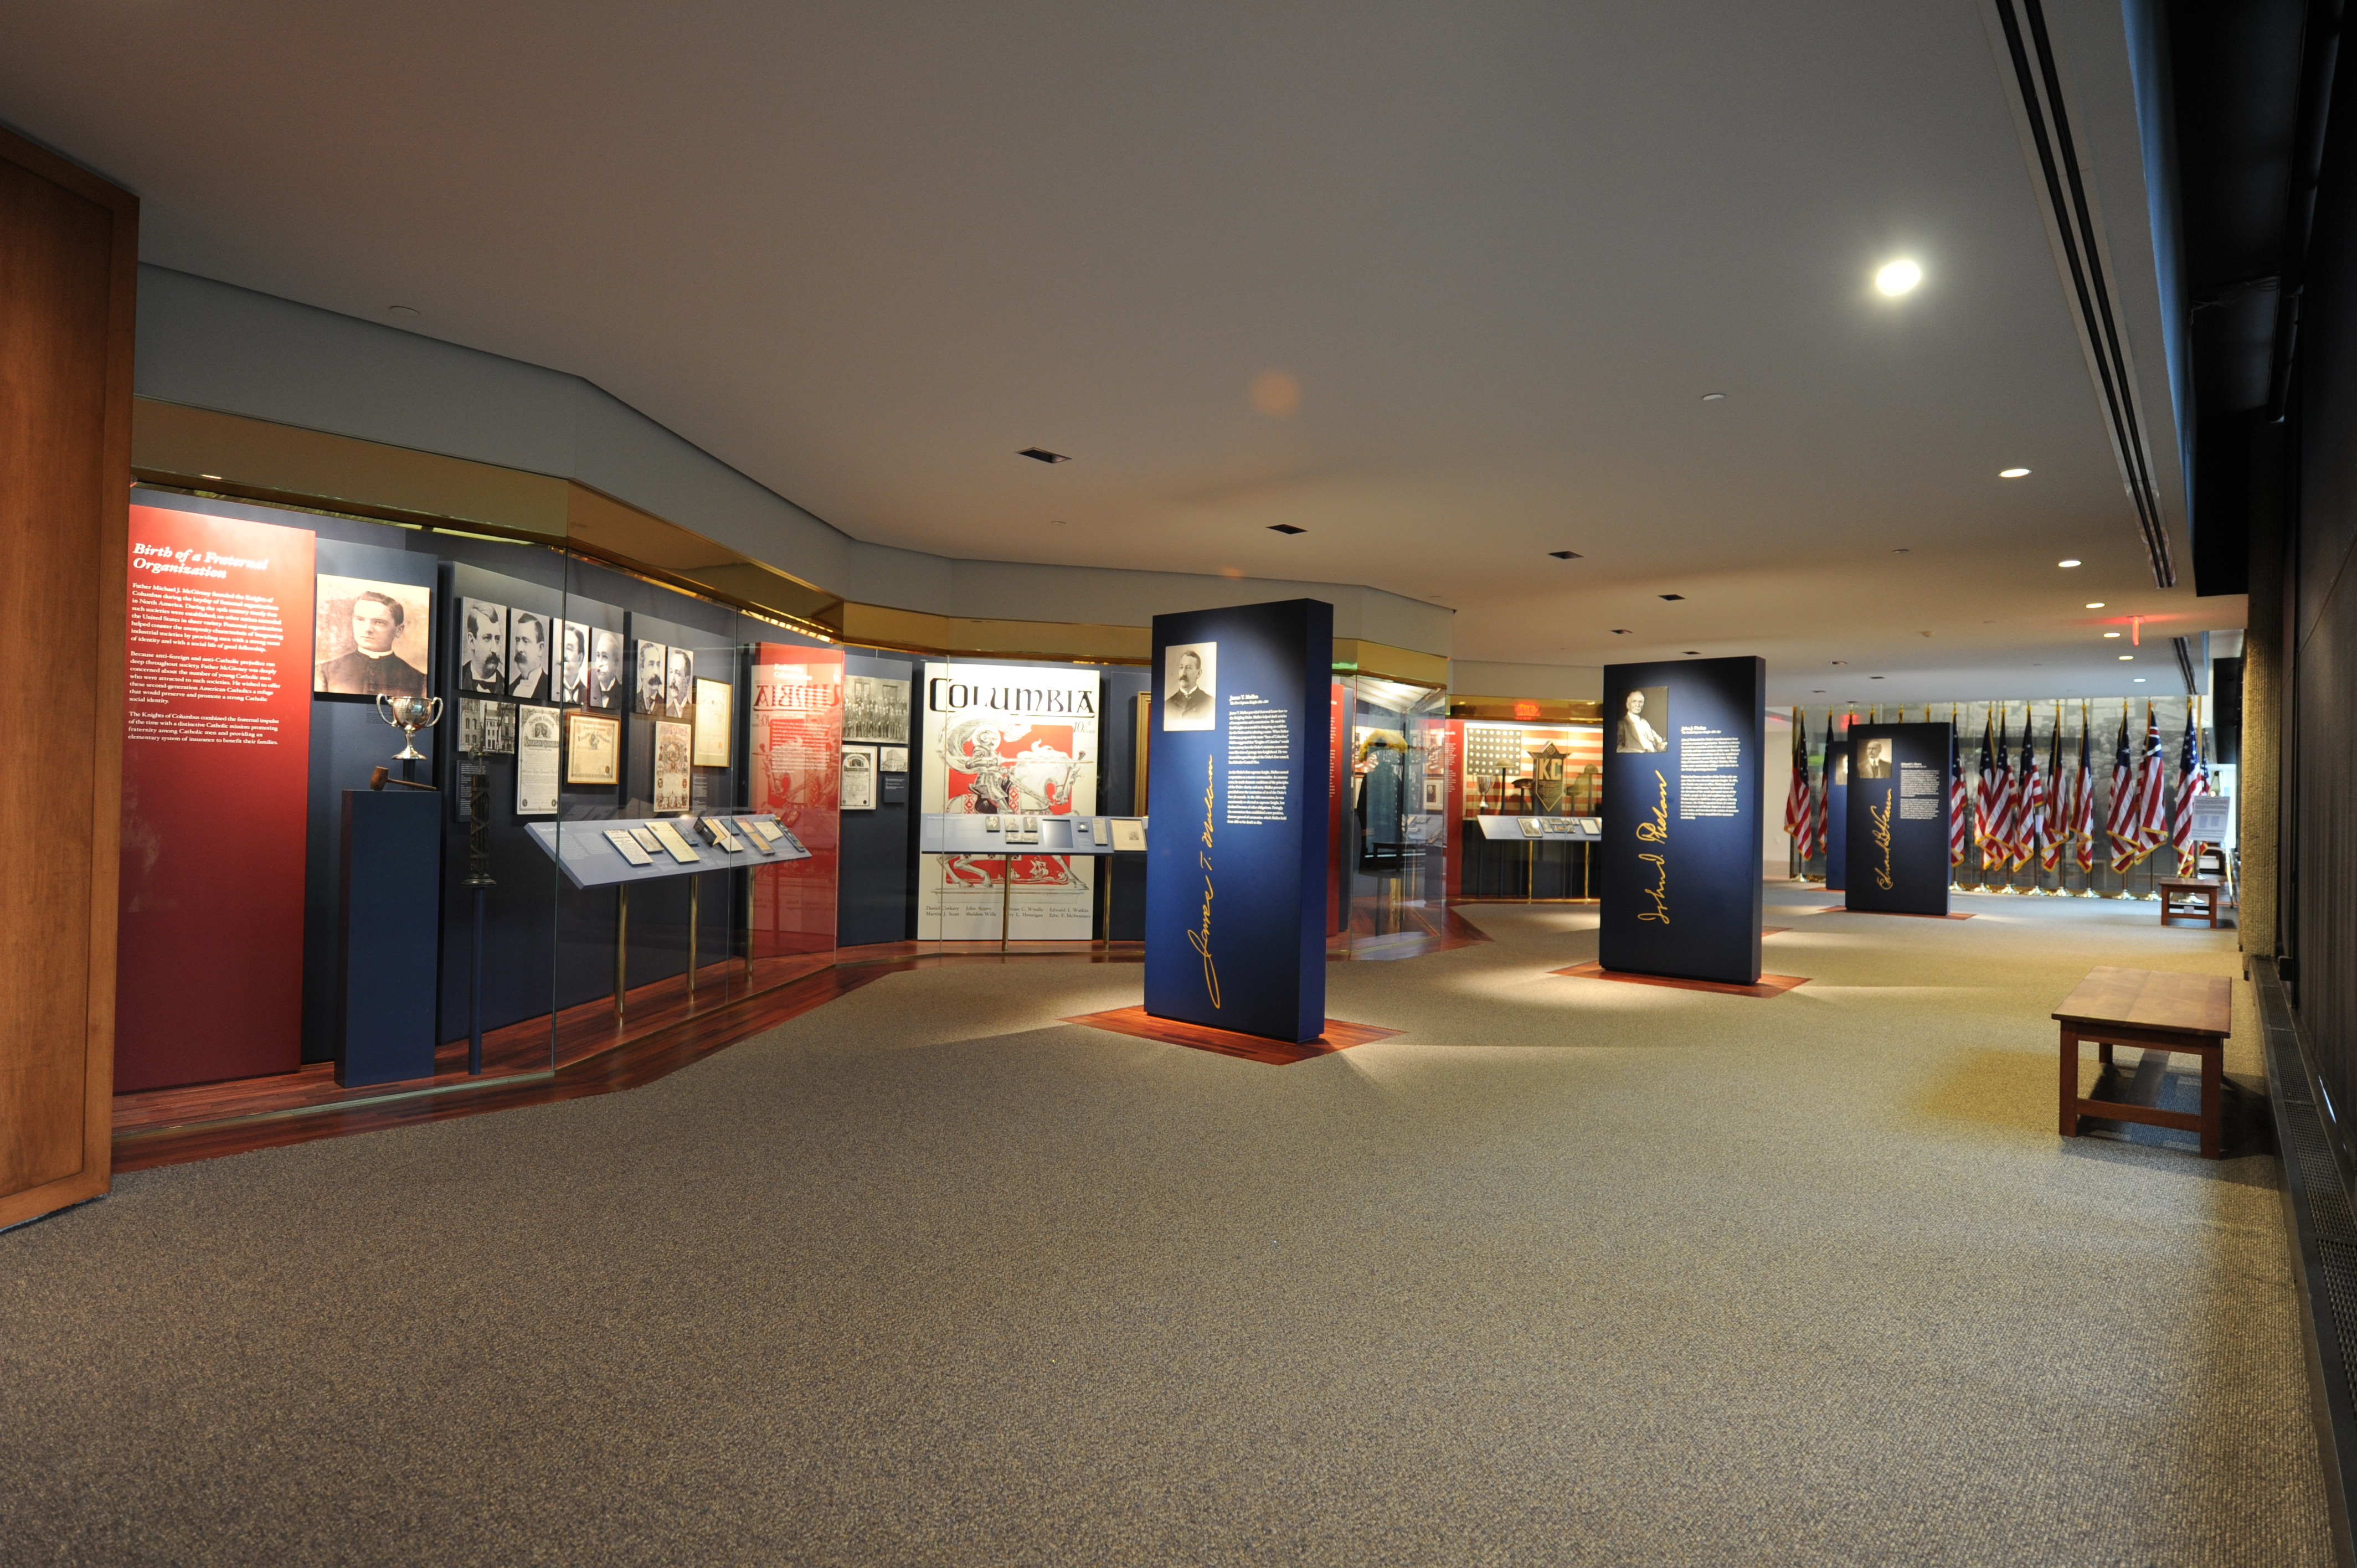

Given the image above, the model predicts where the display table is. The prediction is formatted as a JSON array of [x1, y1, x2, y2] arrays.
[[1466, 815, 1601, 901], [919, 813, 1145, 948], [526, 814, 812, 1019], [2055, 966, 2233, 1159], [2158, 877, 2225, 928]]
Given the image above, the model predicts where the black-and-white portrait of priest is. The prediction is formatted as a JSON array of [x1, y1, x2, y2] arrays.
[[1162, 641, 1215, 732]]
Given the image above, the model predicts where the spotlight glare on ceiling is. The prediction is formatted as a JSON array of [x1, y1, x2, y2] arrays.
[[2086, 601, 2105, 608], [2118, 654, 2133, 661], [1875, 259, 1923, 296], [2104, 632, 2121, 638], [2000, 467, 2031, 478], [2058, 559, 2082, 568]]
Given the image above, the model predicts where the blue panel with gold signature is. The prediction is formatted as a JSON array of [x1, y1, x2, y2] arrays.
[[1144, 599, 1334, 1043], [1599, 657, 1766, 984], [1842, 723, 1952, 916]]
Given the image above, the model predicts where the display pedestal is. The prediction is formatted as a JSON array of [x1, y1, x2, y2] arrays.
[[336, 788, 443, 1088]]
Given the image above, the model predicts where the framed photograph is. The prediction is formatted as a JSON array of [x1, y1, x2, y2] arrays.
[[635, 640, 668, 714], [1109, 817, 1147, 852], [554, 620, 592, 707], [1162, 641, 1214, 731], [516, 704, 561, 816], [878, 744, 909, 774], [692, 677, 732, 766], [507, 611, 553, 702], [1856, 736, 1893, 780], [665, 647, 694, 718], [457, 698, 486, 754], [653, 720, 692, 813], [480, 702, 517, 755], [457, 599, 507, 694], [1422, 778, 1444, 812], [843, 675, 910, 744], [588, 627, 624, 711], [841, 744, 877, 810], [566, 711, 621, 785], [315, 575, 431, 697], [1615, 686, 1670, 753]]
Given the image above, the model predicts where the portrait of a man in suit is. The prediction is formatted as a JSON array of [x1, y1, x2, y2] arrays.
[[508, 612, 550, 701], [665, 647, 693, 718], [1616, 687, 1669, 753], [636, 641, 667, 714], [1162, 642, 1215, 731], [557, 622, 590, 706], [588, 628, 622, 710], [315, 582, 429, 698], [458, 599, 506, 694]]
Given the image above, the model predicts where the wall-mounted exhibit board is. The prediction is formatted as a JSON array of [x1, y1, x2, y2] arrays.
[[1824, 739, 1850, 892], [1844, 723, 1952, 916], [117, 504, 316, 1091], [1144, 599, 1334, 1043], [1599, 657, 1765, 985], [918, 662, 1100, 940]]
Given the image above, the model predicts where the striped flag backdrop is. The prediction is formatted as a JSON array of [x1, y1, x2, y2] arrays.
[[1948, 717, 1970, 869], [2107, 704, 2139, 874], [2171, 701, 2209, 873]]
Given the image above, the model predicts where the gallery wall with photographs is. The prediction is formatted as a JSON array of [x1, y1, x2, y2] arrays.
[[121, 487, 846, 1097]]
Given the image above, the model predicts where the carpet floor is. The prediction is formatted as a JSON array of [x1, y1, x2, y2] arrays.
[[0, 885, 2329, 1566]]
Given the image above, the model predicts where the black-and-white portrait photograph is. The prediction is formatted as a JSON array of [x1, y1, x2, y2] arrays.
[[1615, 686, 1669, 753], [507, 611, 552, 702], [844, 675, 910, 744], [457, 599, 507, 694], [588, 627, 623, 711], [315, 576, 431, 698], [635, 641, 667, 714], [1162, 641, 1215, 731], [1856, 736, 1893, 779], [556, 621, 592, 706], [1833, 750, 1849, 786], [665, 647, 694, 718]]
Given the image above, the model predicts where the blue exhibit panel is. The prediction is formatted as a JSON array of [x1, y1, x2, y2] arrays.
[[1598, 657, 1764, 985], [1143, 599, 1333, 1042], [1824, 740, 1849, 892], [337, 787, 444, 1087], [1843, 723, 1952, 917]]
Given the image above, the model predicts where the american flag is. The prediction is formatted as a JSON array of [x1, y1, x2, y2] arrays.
[[2038, 710, 2066, 871], [1815, 715, 1835, 865], [1990, 713, 2018, 871], [2134, 702, 2170, 858], [2014, 717, 2044, 871], [2171, 704, 2209, 873], [2072, 704, 2096, 875], [1948, 720, 1970, 868], [2106, 704, 2139, 874], [1783, 708, 1812, 860], [1975, 713, 2000, 871]]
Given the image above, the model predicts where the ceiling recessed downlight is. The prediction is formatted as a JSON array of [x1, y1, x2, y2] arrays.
[[2086, 601, 2106, 608], [1548, 550, 1582, 560], [2000, 467, 2031, 478], [1659, 593, 1685, 601], [1875, 259, 1923, 296], [2104, 632, 2122, 639], [1701, 392, 1726, 402], [2134, 677, 2147, 682], [2118, 654, 2134, 661], [1017, 447, 1069, 465], [1611, 629, 1633, 635], [1267, 524, 1305, 535], [2058, 559, 2082, 568]]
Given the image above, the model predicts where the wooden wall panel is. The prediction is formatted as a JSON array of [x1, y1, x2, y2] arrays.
[[0, 129, 136, 1230]]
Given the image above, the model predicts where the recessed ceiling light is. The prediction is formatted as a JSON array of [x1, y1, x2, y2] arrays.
[[1611, 628, 1633, 635], [199, 473, 223, 481], [1683, 651, 1701, 656], [2103, 632, 2121, 639], [1549, 549, 1582, 559], [1267, 523, 1305, 535], [2058, 559, 2081, 568], [1875, 259, 1923, 296], [2000, 467, 2031, 478], [1831, 661, 1847, 666], [1018, 447, 1069, 464], [1813, 689, 1826, 694], [1701, 392, 1727, 402], [2134, 677, 2147, 682], [387, 305, 420, 319], [2118, 654, 2133, 661], [2086, 601, 2105, 608], [1893, 548, 1911, 554], [1659, 593, 1685, 601], [1052, 519, 1069, 526]]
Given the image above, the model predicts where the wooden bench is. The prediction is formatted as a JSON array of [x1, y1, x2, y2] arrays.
[[2158, 877, 2225, 928], [2056, 966, 2232, 1159]]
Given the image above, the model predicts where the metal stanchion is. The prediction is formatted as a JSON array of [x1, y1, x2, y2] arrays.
[[614, 884, 629, 1023]]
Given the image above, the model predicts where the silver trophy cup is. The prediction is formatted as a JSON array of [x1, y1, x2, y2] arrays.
[[377, 694, 444, 761]]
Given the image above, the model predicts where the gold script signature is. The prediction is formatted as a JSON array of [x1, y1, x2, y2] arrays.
[[1870, 791, 1895, 890], [1188, 755, 1221, 1007], [1635, 768, 1669, 924]]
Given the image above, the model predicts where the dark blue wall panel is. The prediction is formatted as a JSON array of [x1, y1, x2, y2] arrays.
[[1844, 723, 1952, 916]]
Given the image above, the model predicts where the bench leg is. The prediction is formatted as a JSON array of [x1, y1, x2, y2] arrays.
[[2099, 1040, 2114, 1065], [2202, 1048, 2224, 1159], [2060, 1029, 2080, 1139]]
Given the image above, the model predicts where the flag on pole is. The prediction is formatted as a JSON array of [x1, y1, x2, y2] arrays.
[[2172, 701, 2210, 873], [2014, 716, 2044, 871], [2134, 701, 2169, 859], [1948, 718, 1970, 868], [1815, 714, 1834, 866], [2039, 707, 2065, 871], [1975, 712, 2000, 871], [1784, 707, 1810, 856], [2106, 704, 2138, 874], [1991, 712, 2019, 871], [2072, 703, 2096, 875]]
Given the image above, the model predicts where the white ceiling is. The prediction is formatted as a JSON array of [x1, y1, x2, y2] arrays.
[[0, 1, 2242, 704]]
